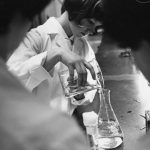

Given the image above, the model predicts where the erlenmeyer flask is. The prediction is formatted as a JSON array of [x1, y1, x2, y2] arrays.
[[96, 89, 124, 149]]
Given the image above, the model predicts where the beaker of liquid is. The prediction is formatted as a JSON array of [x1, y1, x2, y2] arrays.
[[95, 89, 124, 149]]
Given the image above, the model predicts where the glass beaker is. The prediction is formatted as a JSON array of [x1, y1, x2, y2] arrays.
[[95, 89, 124, 149], [58, 69, 101, 98]]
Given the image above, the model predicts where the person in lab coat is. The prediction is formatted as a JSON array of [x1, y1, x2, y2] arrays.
[[7, 0, 103, 115], [0, 0, 90, 149]]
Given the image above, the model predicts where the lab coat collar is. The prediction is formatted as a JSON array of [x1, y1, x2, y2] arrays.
[[45, 17, 68, 39]]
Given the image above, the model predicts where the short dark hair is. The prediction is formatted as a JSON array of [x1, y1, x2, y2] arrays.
[[103, 0, 150, 50], [61, 0, 103, 24], [0, 0, 51, 34]]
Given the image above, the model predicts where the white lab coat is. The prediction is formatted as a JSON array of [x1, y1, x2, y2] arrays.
[[7, 17, 100, 114], [0, 59, 90, 150]]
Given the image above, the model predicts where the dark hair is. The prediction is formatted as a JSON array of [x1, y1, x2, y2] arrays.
[[103, 0, 150, 50], [0, 0, 51, 34], [61, 0, 103, 24]]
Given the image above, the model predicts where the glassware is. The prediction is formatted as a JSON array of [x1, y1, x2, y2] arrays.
[[95, 89, 124, 149], [59, 69, 101, 98], [89, 58, 104, 88], [82, 111, 99, 150], [145, 110, 150, 133]]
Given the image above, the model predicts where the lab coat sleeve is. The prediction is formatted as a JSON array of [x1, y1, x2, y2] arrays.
[[7, 28, 52, 91]]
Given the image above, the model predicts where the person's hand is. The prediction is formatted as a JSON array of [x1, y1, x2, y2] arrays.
[[57, 42, 96, 86], [44, 35, 95, 86]]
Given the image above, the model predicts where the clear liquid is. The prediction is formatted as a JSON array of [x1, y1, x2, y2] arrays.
[[96, 137, 123, 149], [97, 120, 122, 138], [94, 121, 123, 149]]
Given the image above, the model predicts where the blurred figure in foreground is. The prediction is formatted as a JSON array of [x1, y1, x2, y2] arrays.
[[0, 0, 89, 149]]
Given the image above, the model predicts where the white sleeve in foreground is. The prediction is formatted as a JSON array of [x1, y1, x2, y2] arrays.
[[8, 51, 51, 91]]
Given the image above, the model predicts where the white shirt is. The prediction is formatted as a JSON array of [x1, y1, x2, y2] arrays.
[[7, 17, 100, 114], [0, 59, 89, 150]]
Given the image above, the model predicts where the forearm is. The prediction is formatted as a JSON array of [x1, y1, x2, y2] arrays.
[[43, 49, 61, 72]]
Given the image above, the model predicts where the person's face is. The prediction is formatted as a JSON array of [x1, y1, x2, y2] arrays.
[[133, 41, 150, 82], [69, 18, 101, 38]]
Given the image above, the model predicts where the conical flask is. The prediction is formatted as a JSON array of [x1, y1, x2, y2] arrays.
[[96, 89, 124, 149]]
